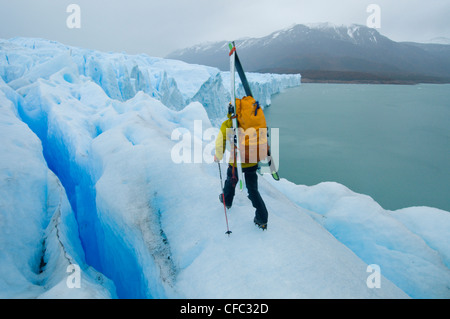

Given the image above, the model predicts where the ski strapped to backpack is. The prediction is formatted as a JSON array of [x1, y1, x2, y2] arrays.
[[228, 42, 280, 184], [228, 42, 245, 191]]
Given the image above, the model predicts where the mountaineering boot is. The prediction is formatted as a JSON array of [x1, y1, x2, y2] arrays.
[[254, 217, 267, 231], [219, 194, 231, 209]]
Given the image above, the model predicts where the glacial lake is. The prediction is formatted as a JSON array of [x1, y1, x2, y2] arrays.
[[264, 83, 450, 212]]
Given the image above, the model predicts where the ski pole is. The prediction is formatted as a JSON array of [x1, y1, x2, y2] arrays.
[[218, 162, 232, 236]]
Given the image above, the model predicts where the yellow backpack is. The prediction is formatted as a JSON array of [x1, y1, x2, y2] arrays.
[[235, 96, 269, 163]]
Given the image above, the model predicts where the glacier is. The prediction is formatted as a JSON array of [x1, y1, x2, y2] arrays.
[[0, 37, 449, 299]]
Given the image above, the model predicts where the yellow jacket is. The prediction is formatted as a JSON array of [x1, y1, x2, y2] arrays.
[[215, 118, 257, 168]]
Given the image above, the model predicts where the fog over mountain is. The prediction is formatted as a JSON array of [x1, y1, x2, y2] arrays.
[[167, 23, 450, 84]]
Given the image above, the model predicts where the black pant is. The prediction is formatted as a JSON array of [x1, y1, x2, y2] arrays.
[[223, 164, 268, 224]]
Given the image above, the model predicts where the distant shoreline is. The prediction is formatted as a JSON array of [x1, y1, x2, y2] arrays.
[[300, 78, 419, 85], [259, 69, 450, 85]]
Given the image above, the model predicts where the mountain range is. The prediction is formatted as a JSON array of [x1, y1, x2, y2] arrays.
[[167, 23, 450, 84], [2, 38, 449, 299]]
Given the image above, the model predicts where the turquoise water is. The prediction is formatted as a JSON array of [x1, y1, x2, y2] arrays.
[[264, 83, 450, 212]]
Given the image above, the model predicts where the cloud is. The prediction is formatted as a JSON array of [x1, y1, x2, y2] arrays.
[[0, 0, 448, 57]]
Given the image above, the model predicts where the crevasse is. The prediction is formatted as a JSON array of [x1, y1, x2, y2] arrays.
[[0, 37, 301, 298], [6, 38, 448, 299]]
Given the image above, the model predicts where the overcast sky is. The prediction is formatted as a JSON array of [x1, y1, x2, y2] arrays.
[[0, 0, 449, 57]]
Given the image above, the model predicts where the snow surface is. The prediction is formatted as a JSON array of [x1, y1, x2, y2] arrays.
[[0, 38, 448, 299]]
